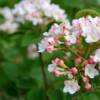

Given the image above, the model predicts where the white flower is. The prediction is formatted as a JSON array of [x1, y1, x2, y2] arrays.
[[49, 23, 62, 37], [64, 34, 77, 44], [63, 79, 80, 94], [0, 21, 18, 33], [27, 44, 39, 59], [71, 16, 100, 43], [65, 71, 73, 79], [72, 19, 81, 35], [85, 64, 99, 78], [48, 63, 56, 72], [47, 23, 71, 39], [0, 7, 14, 21], [42, 4, 66, 22], [38, 38, 48, 52], [38, 37, 56, 53], [79, 16, 100, 43], [0, 7, 19, 33], [93, 49, 100, 62]]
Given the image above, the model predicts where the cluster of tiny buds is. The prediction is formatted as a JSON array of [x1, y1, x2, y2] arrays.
[[48, 56, 100, 93]]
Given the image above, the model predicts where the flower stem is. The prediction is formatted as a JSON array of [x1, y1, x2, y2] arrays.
[[68, 48, 86, 61], [38, 52, 49, 100], [57, 47, 86, 61]]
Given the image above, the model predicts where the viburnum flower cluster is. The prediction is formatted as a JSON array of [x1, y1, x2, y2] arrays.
[[13, 0, 67, 25], [39, 16, 100, 94], [0, 7, 19, 33], [0, 0, 67, 33]]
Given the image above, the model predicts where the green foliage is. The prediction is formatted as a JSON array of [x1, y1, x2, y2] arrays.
[[52, 0, 100, 19], [75, 9, 100, 18]]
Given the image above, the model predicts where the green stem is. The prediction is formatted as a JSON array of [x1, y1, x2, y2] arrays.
[[68, 48, 86, 61], [39, 52, 49, 100]]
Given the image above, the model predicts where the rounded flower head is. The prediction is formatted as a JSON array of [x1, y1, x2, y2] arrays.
[[39, 16, 100, 94], [13, 0, 67, 25]]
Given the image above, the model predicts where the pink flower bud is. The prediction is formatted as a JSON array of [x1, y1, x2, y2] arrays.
[[83, 76, 90, 83], [54, 58, 64, 65], [46, 46, 54, 53], [85, 83, 91, 91], [64, 41, 72, 46], [70, 67, 78, 74], [81, 50, 85, 55], [76, 50, 85, 55], [53, 70, 61, 77], [76, 50, 81, 54], [84, 60, 89, 65], [75, 58, 82, 63]]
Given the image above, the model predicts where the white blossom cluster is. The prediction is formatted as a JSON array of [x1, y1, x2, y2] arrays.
[[0, 7, 19, 33], [0, 0, 67, 33], [13, 0, 67, 25], [39, 16, 100, 53], [72, 16, 100, 43]]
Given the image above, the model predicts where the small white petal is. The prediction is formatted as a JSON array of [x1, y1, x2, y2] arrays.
[[63, 79, 80, 94], [85, 64, 99, 78]]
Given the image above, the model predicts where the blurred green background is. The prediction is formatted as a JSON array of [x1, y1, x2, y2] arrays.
[[0, 0, 100, 100]]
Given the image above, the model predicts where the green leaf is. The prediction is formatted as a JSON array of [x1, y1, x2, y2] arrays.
[[47, 88, 63, 100], [79, 92, 100, 100], [16, 77, 38, 89], [52, 0, 84, 9], [2, 62, 19, 80], [21, 31, 34, 47], [75, 9, 100, 18], [27, 87, 45, 100], [0, 69, 9, 87]]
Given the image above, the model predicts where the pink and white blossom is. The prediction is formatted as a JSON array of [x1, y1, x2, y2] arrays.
[[0, 7, 19, 33], [48, 63, 65, 77], [63, 79, 80, 94], [39, 16, 100, 94], [38, 37, 56, 53], [64, 34, 77, 44], [27, 44, 39, 59], [74, 16, 100, 43], [93, 49, 100, 63], [85, 64, 99, 78], [13, 0, 67, 25]]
